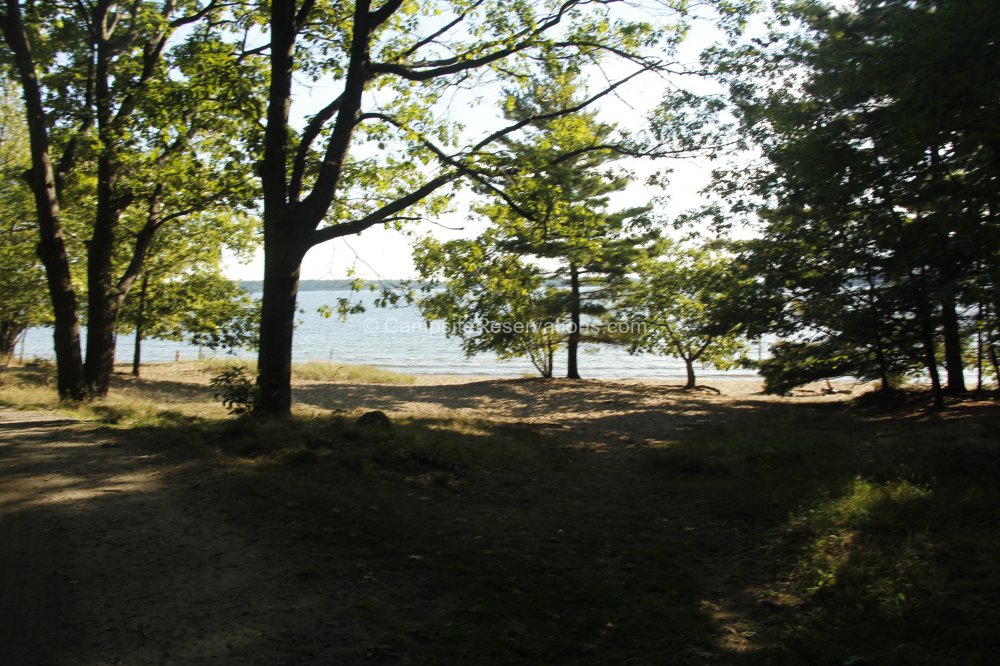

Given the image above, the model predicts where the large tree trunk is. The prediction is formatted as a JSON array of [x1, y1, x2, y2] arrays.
[[255, 240, 304, 415], [940, 290, 966, 394], [254, 1, 301, 417], [2, 1, 86, 399], [566, 263, 581, 380], [83, 289, 121, 395], [39, 239, 85, 399], [83, 27, 124, 396], [83, 221, 123, 395]]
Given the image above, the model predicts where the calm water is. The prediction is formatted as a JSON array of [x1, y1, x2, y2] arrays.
[[18, 290, 764, 380]]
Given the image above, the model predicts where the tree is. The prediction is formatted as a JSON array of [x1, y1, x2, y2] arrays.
[[120, 270, 259, 375], [618, 241, 749, 388], [412, 64, 656, 379], [470, 64, 655, 378], [0, 79, 46, 365], [414, 232, 563, 377], [705, 0, 1000, 406], [0, 1, 263, 398], [249, 0, 753, 414], [116, 209, 260, 375]]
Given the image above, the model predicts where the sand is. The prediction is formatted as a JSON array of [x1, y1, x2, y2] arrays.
[[135, 361, 867, 441]]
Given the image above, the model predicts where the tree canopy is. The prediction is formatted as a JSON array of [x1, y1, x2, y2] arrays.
[[704, 0, 1000, 404], [1, 0, 264, 396], [617, 241, 751, 388]]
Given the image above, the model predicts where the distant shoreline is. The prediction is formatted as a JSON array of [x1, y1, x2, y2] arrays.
[[237, 279, 415, 293]]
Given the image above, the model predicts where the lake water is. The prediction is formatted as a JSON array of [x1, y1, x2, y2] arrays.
[[17, 290, 764, 380]]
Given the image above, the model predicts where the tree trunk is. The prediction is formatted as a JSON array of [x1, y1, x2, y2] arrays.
[[0, 319, 24, 367], [132, 275, 148, 377], [940, 291, 966, 394], [874, 340, 892, 392], [1, 2, 86, 399], [916, 296, 945, 410], [684, 358, 696, 389], [83, 32, 124, 397], [84, 295, 121, 394], [42, 254, 85, 399], [989, 337, 1000, 390], [255, 241, 304, 416], [975, 303, 984, 393], [566, 263, 581, 380]]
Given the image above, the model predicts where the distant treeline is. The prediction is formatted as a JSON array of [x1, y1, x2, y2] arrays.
[[238, 279, 417, 293]]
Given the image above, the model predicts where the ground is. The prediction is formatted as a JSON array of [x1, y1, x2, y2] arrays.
[[1, 364, 998, 664]]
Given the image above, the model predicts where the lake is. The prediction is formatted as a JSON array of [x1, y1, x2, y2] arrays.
[[17, 290, 764, 380]]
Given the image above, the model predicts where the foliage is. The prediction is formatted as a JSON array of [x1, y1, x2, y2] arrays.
[[704, 0, 1000, 401], [123, 271, 259, 352], [0, 80, 48, 365], [617, 241, 750, 387], [414, 64, 655, 377], [209, 363, 259, 416], [414, 233, 563, 376]]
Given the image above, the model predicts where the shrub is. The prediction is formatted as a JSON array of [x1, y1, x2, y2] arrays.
[[210, 363, 258, 415]]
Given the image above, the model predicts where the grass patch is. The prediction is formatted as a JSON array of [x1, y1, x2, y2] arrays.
[[197, 358, 416, 384], [0, 366, 213, 427], [632, 404, 1000, 664]]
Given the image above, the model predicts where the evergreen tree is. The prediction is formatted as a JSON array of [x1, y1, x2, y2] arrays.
[[708, 0, 1000, 404], [415, 65, 653, 378]]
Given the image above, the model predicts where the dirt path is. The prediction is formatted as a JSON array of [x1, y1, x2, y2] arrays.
[[0, 408, 354, 665], [0, 379, 860, 664]]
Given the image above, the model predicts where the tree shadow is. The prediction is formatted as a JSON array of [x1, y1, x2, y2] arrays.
[[2, 394, 997, 664]]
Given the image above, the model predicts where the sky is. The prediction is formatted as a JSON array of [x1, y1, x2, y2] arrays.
[[223, 4, 737, 283]]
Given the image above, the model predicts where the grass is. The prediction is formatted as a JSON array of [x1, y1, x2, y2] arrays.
[[154, 402, 999, 664], [2, 364, 998, 663], [0, 365, 216, 426], [634, 405, 1000, 663], [197, 358, 416, 384]]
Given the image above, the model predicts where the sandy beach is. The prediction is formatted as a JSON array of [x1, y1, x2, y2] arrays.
[[134, 362, 867, 442]]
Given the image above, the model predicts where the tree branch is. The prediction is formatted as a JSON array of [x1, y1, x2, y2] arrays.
[[310, 174, 454, 247], [296, 0, 375, 230], [370, 0, 583, 81], [290, 94, 344, 202], [471, 67, 649, 152], [370, 0, 405, 29], [170, 0, 220, 29]]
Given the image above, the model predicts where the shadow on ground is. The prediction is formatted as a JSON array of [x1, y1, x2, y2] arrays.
[[1, 382, 999, 665]]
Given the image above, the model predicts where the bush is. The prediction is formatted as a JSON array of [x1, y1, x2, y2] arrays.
[[209, 363, 258, 415]]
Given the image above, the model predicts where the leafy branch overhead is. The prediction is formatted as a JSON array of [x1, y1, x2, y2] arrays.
[[253, 0, 755, 413]]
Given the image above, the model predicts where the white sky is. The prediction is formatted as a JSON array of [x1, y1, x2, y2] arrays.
[[224, 7, 738, 282]]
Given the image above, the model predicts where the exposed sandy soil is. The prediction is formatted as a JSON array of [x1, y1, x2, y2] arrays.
[[0, 365, 865, 664], [139, 361, 865, 441]]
